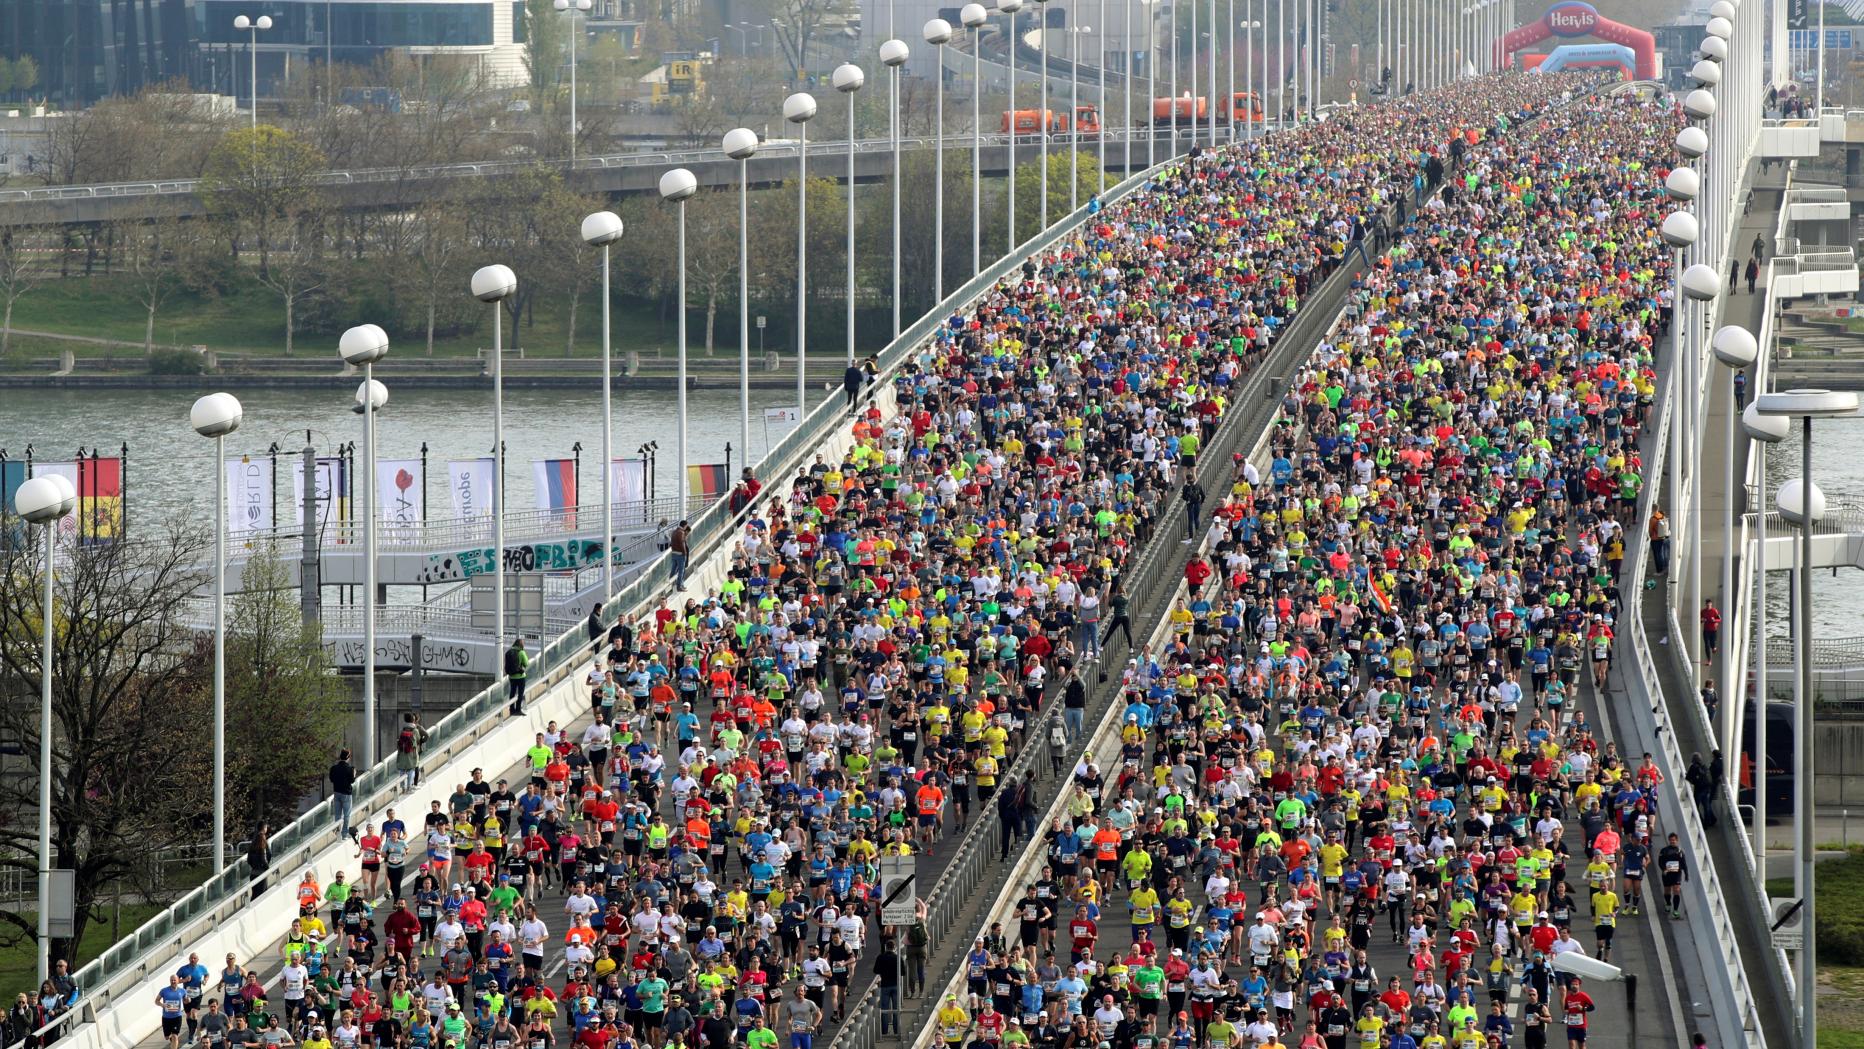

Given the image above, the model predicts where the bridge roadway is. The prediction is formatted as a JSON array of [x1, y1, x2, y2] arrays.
[[0, 130, 1212, 228]]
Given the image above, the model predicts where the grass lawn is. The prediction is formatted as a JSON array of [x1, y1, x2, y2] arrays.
[[0, 903, 166, 993], [1768, 849, 1864, 1046], [3, 274, 712, 361]]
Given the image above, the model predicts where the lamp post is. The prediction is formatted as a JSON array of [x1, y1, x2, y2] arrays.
[[580, 211, 624, 600], [723, 127, 760, 460], [190, 394, 242, 871], [924, 19, 954, 302], [14, 473, 74, 986], [1067, 24, 1091, 210], [1144, 0, 1158, 166], [1741, 400, 1789, 871], [658, 169, 698, 518], [232, 15, 272, 133], [997, 0, 1022, 252], [1710, 325, 1757, 766], [881, 39, 909, 335], [1032, 0, 1051, 230], [553, 0, 592, 166], [470, 265, 517, 652], [340, 325, 388, 768], [1680, 253, 1723, 691], [1098, 0, 1107, 189], [832, 65, 863, 364], [960, 5, 988, 276], [1207, 0, 1217, 145], [781, 96, 815, 417], [1758, 387, 1862, 1049], [1226, 0, 1236, 142]]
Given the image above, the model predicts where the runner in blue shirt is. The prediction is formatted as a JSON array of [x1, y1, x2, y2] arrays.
[[175, 952, 209, 1043], [155, 974, 189, 1049]]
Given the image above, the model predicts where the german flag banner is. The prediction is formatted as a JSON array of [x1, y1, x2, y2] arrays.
[[688, 464, 729, 499]]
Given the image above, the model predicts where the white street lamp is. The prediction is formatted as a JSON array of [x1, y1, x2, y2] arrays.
[[658, 169, 699, 518], [961, 4, 988, 278], [1031, 0, 1051, 230], [723, 127, 760, 460], [881, 39, 910, 336], [470, 265, 517, 660], [1742, 399, 1790, 872], [553, 0, 593, 166], [580, 211, 624, 600], [924, 19, 954, 302], [996, 0, 1023, 253], [232, 15, 272, 134], [1759, 387, 1861, 1049], [339, 324, 389, 769], [15, 472, 74, 987], [832, 65, 864, 366], [781, 96, 816, 423], [1067, 24, 1092, 210], [1710, 325, 1757, 765], [190, 392, 242, 874], [1142, 0, 1159, 166]]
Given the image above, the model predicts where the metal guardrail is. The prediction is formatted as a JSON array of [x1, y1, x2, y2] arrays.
[[222, 495, 693, 557], [0, 132, 1150, 207], [8, 146, 1177, 1049]]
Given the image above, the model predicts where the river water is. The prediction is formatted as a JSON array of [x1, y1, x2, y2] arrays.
[[0, 385, 794, 525], [1762, 416, 1864, 640]]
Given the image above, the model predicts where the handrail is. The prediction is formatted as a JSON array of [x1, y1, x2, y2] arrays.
[[7, 145, 1180, 1049]]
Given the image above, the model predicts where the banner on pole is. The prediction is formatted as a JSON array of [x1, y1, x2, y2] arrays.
[[688, 464, 729, 499], [227, 455, 274, 537], [1, 459, 25, 551], [77, 457, 122, 544], [378, 458, 423, 530], [449, 458, 495, 521], [533, 458, 578, 526], [611, 458, 648, 506], [33, 462, 80, 549]]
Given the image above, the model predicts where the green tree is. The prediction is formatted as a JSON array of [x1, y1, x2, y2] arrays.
[[223, 546, 348, 829], [198, 125, 328, 280], [519, 0, 572, 97], [123, 219, 206, 354], [1012, 151, 1104, 243], [0, 229, 48, 354], [9, 56, 36, 101]]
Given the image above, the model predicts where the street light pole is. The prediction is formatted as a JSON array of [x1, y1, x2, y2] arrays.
[[14, 473, 74, 987], [832, 65, 864, 365], [1123, 0, 1133, 170], [1035, 0, 1050, 229], [723, 127, 761, 461], [581, 212, 624, 600], [1742, 400, 1789, 872], [338, 326, 388, 767], [925, 20, 954, 302], [659, 170, 699, 518], [190, 395, 242, 870], [1756, 387, 1861, 1049], [1069, 24, 1085, 210], [783, 94, 816, 418], [998, 0, 1023, 252], [233, 15, 271, 134], [961, 5, 989, 276], [553, 0, 592, 166], [1711, 325, 1758, 765], [881, 40, 909, 336], [470, 266, 517, 653]]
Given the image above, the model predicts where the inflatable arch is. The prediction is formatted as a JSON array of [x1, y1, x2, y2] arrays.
[[1497, 1, 1657, 80], [1533, 42, 1638, 74]]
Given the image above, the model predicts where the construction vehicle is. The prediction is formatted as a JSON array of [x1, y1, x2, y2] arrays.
[[1000, 105, 1103, 136], [1219, 92, 1265, 123], [647, 52, 708, 109]]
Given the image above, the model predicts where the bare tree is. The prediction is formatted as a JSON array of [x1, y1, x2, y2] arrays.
[[0, 228, 48, 354], [752, 0, 855, 80], [123, 219, 203, 354], [394, 199, 471, 356], [253, 210, 329, 355]]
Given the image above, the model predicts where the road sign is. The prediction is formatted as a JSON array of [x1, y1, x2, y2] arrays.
[[880, 855, 917, 926], [1770, 896, 1805, 951]]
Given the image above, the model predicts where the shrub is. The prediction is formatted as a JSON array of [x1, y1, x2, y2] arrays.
[[148, 348, 206, 376]]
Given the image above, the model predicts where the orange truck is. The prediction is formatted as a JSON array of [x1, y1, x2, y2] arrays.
[[1219, 92, 1265, 123], [1149, 95, 1208, 126], [1001, 105, 1103, 135]]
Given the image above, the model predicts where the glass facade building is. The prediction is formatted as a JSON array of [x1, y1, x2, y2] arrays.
[[2, 0, 202, 104]]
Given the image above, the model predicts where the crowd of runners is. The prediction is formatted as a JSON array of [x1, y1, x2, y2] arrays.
[[125, 63, 1698, 1049], [925, 74, 1703, 1049]]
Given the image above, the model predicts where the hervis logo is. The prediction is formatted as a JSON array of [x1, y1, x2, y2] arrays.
[[1545, 1, 1601, 36]]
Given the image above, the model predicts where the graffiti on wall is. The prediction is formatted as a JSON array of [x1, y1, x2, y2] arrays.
[[326, 636, 488, 674], [414, 539, 609, 585]]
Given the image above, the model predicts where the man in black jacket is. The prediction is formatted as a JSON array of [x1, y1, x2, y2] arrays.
[[844, 362, 866, 415], [329, 749, 357, 842]]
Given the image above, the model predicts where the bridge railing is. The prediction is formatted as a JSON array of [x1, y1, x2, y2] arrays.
[[0, 134, 1139, 207], [220, 495, 694, 560], [7, 143, 1177, 1049]]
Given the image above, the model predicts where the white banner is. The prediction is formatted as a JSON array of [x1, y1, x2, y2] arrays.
[[226, 456, 274, 537], [377, 459, 423, 529], [448, 458, 495, 520], [610, 458, 648, 505], [764, 406, 802, 426], [33, 462, 80, 549]]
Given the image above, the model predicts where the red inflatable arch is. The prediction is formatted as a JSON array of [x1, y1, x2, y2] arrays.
[[1496, 1, 1657, 80]]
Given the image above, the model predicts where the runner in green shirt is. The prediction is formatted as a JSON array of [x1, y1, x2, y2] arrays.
[[745, 1017, 779, 1049]]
